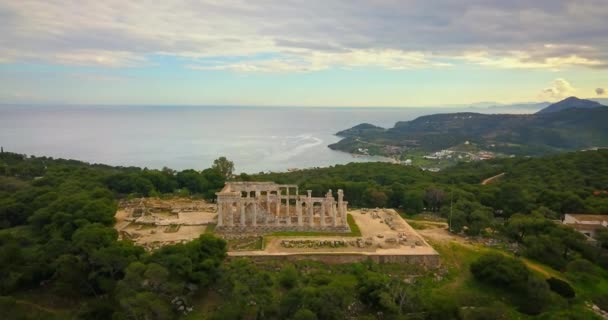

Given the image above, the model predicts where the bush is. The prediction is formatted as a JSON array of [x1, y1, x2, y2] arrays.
[[293, 308, 318, 320], [566, 259, 599, 275], [425, 296, 460, 320], [278, 265, 299, 289], [470, 253, 529, 289], [546, 277, 575, 299], [518, 275, 551, 315]]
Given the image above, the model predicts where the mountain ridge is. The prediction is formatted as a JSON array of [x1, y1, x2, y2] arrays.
[[537, 96, 606, 114], [330, 98, 608, 157]]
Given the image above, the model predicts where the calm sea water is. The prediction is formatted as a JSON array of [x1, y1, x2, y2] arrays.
[[0, 105, 536, 173]]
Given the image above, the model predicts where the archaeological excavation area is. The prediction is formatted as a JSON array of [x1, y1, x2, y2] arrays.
[[115, 197, 216, 250], [113, 182, 439, 266]]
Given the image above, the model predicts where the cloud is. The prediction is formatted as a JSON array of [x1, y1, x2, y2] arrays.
[[1, 1, 608, 71], [597, 88, 606, 95], [540, 78, 576, 100], [460, 45, 607, 70], [188, 49, 450, 73]]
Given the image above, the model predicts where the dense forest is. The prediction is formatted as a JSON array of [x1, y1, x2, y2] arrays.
[[1, 150, 608, 319], [253, 151, 608, 267]]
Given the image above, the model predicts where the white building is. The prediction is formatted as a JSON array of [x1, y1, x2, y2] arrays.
[[563, 214, 608, 239]]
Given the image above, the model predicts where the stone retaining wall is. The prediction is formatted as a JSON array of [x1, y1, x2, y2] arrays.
[[228, 253, 440, 268], [216, 225, 351, 233]]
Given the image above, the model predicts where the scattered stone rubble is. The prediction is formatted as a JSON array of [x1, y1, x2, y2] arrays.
[[119, 197, 214, 226], [281, 239, 349, 249]]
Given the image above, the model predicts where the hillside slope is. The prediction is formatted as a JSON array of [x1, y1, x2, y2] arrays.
[[537, 96, 606, 114], [330, 106, 608, 156]]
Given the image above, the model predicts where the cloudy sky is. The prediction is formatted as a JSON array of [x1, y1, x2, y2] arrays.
[[1, 0, 607, 106]]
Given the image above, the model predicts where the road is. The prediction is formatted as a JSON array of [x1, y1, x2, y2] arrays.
[[481, 172, 505, 185]]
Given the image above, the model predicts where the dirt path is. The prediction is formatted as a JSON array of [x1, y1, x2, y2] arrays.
[[481, 172, 505, 185], [416, 223, 472, 246]]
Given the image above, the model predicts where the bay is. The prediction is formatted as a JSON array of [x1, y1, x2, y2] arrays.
[[0, 105, 536, 173]]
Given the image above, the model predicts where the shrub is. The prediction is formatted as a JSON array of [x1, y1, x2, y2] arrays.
[[293, 308, 318, 320], [470, 253, 529, 289], [566, 259, 599, 275], [546, 277, 575, 299], [518, 275, 551, 315], [278, 265, 299, 289]]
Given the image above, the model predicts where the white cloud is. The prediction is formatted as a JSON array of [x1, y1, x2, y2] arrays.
[[1, 1, 607, 71], [461, 49, 605, 70], [540, 78, 576, 100], [188, 49, 450, 73]]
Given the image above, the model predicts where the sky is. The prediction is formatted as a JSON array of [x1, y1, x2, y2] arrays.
[[0, 0, 607, 107]]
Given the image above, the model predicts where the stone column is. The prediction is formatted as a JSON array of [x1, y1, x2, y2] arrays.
[[240, 201, 246, 227], [343, 201, 348, 226], [338, 189, 344, 219], [297, 198, 303, 226], [307, 190, 314, 227], [332, 202, 337, 227], [228, 203, 234, 227], [253, 191, 260, 227], [320, 201, 326, 227], [286, 187, 291, 225], [217, 201, 223, 227], [274, 191, 281, 226], [265, 192, 270, 225], [252, 201, 257, 227], [276, 190, 280, 217]]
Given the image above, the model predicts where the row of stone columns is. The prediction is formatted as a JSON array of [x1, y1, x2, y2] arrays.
[[217, 188, 347, 228]]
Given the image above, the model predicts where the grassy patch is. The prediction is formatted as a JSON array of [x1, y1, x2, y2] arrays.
[[347, 214, 361, 236], [269, 214, 362, 237], [428, 242, 524, 315], [429, 240, 601, 318], [228, 237, 264, 251], [407, 221, 431, 230], [404, 213, 447, 222]]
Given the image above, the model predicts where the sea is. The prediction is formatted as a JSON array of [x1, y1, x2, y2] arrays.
[[0, 105, 539, 173]]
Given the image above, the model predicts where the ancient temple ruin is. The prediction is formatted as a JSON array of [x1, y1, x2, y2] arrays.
[[215, 182, 349, 233]]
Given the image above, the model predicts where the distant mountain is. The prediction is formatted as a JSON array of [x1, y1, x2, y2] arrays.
[[486, 102, 550, 111], [335, 123, 385, 136], [591, 98, 608, 106], [330, 107, 608, 156], [537, 96, 606, 114]]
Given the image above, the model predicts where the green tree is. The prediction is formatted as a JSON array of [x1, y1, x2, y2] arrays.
[[293, 308, 318, 320], [279, 264, 299, 289], [364, 189, 388, 208], [212, 157, 235, 179], [504, 213, 550, 243], [595, 228, 608, 249], [470, 253, 529, 289], [518, 275, 551, 315], [115, 262, 183, 320]]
